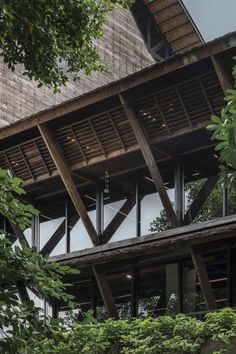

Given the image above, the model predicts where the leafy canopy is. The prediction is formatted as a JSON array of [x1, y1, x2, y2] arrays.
[[0, 168, 79, 353], [0, 0, 131, 91], [208, 59, 236, 194]]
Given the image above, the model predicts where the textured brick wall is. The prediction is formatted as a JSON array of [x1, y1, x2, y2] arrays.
[[0, 9, 154, 128]]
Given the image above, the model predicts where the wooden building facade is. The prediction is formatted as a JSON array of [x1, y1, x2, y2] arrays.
[[0, 2, 236, 319]]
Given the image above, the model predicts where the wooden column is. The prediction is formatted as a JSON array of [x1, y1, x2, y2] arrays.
[[38, 123, 97, 244], [93, 267, 118, 319], [184, 175, 218, 225], [191, 247, 216, 310], [174, 163, 185, 225], [119, 94, 178, 228]]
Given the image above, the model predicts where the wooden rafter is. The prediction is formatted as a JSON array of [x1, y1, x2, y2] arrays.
[[191, 247, 216, 310], [184, 175, 218, 225], [119, 94, 178, 228], [38, 123, 97, 244]]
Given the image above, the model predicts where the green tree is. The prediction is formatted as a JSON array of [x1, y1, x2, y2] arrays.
[[0, 168, 79, 353], [149, 180, 234, 232], [0, 0, 131, 91], [208, 60, 236, 194]]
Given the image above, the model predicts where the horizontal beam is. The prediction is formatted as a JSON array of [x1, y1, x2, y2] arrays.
[[50, 215, 236, 268], [1, 32, 235, 140]]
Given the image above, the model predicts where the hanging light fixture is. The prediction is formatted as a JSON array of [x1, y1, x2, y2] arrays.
[[104, 171, 110, 194]]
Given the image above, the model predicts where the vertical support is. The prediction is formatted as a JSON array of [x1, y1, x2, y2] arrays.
[[174, 163, 185, 226], [65, 194, 71, 253], [52, 299, 59, 319], [191, 247, 216, 310], [32, 215, 40, 252], [223, 187, 228, 217], [96, 186, 104, 245], [131, 265, 139, 317], [91, 277, 97, 318], [166, 263, 180, 314], [227, 245, 233, 307], [136, 180, 141, 237]]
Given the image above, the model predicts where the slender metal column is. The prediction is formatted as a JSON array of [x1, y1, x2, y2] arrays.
[[174, 163, 185, 226], [65, 194, 71, 253], [32, 215, 40, 252], [131, 265, 139, 317], [223, 187, 228, 217], [96, 186, 104, 245], [136, 180, 141, 237]]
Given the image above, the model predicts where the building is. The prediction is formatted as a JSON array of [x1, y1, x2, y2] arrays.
[[0, 0, 236, 319]]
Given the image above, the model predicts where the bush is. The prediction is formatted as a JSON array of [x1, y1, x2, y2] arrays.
[[33, 308, 236, 354]]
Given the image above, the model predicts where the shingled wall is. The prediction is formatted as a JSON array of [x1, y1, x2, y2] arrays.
[[0, 8, 154, 128]]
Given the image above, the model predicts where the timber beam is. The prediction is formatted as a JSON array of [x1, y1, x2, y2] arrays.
[[40, 215, 80, 256], [102, 196, 138, 244], [38, 123, 97, 245], [10, 222, 29, 247], [93, 267, 118, 318], [211, 55, 233, 92], [184, 175, 218, 225], [191, 246, 217, 310], [119, 94, 178, 228]]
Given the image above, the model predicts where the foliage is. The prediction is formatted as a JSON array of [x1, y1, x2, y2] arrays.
[[207, 59, 236, 194], [150, 180, 227, 232], [0, 168, 38, 229], [15, 308, 236, 354], [0, 168, 79, 353], [0, 0, 132, 91]]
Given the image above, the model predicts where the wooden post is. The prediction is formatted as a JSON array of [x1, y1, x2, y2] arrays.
[[16, 281, 30, 305], [191, 247, 216, 310], [93, 267, 118, 319], [119, 94, 178, 228], [38, 123, 97, 244], [174, 163, 185, 225]]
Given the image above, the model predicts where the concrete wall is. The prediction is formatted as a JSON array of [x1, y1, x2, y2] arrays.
[[0, 8, 154, 128]]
